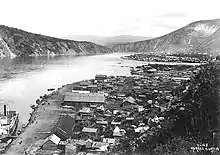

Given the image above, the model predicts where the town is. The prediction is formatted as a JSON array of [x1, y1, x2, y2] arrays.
[[17, 55, 214, 155], [122, 53, 211, 63]]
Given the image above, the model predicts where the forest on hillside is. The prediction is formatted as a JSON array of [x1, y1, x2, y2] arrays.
[[110, 62, 220, 155]]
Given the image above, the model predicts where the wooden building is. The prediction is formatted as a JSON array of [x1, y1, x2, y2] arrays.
[[79, 127, 98, 140], [87, 85, 98, 92], [121, 96, 137, 111], [51, 115, 76, 141], [41, 134, 61, 150], [95, 74, 107, 80], [63, 92, 105, 109]]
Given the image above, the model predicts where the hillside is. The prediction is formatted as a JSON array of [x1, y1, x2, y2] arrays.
[[63, 35, 150, 46], [111, 19, 220, 56], [0, 25, 113, 57]]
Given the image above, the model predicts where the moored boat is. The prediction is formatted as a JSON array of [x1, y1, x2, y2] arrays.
[[30, 104, 38, 109], [0, 105, 19, 141], [47, 88, 55, 91]]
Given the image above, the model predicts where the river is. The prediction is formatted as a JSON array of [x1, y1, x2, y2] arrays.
[[0, 52, 147, 125]]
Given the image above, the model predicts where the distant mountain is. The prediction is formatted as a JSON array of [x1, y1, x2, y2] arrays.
[[101, 35, 151, 45], [63, 35, 104, 42], [0, 26, 112, 58], [111, 19, 220, 56], [63, 35, 150, 45]]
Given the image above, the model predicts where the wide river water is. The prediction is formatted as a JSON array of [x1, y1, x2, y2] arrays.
[[0, 52, 147, 125]]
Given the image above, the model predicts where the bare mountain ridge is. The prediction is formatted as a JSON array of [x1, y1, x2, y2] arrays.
[[63, 35, 151, 45], [111, 19, 220, 56], [0, 25, 113, 57], [1, 18, 220, 58]]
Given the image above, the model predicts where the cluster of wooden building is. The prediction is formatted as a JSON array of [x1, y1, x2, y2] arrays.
[[122, 53, 209, 63], [27, 62, 200, 154]]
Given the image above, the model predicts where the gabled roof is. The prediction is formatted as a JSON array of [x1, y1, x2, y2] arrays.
[[64, 92, 105, 103], [85, 139, 93, 143], [96, 120, 108, 125], [113, 126, 120, 133], [92, 142, 109, 149], [82, 127, 97, 133], [103, 138, 116, 144], [51, 115, 75, 139], [76, 139, 86, 146], [95, 74, 107, 79], [111, 121, 121, 125], [79, 81, 90, 86], [113, 132, 123, 137], [88, 85, 98, 88], [122, 96, 136, 104], [135, 126, 149, 133], [72, 90, 90, 93], [125, 117, 134, 120], [42, 134, 60, 146], [148, 68, 157, 72], [79, 107, 91, 113]]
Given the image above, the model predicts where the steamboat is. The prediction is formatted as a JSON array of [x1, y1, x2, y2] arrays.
[[0, 105, 19, 152]]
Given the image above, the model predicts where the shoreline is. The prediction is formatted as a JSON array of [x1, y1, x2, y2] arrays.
[[0, 51, 115, 59], [5, 82, 78, 155]]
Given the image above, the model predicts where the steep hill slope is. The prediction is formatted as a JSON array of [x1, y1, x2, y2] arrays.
[[0, 25, 112, 57], [111, 19, 220, 56]]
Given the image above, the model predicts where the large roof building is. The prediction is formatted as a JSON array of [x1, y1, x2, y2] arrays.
[[63, 92, 105, 109]]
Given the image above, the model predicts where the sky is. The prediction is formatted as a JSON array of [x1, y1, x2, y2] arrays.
[[0, 0, 219, 38]]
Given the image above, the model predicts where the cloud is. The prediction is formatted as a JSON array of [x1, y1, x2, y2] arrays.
[[156, 13, 188, 19], [151, 14, 188, 31], [151, 22, 179, 30], [134, 18, 144, 22]]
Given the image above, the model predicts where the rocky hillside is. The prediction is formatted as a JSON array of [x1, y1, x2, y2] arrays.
[[0, 25, 113, 57], [111, 19, 220, 56]]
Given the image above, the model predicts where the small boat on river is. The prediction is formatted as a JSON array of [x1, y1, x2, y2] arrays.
[[47, 88, 55, 91]]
